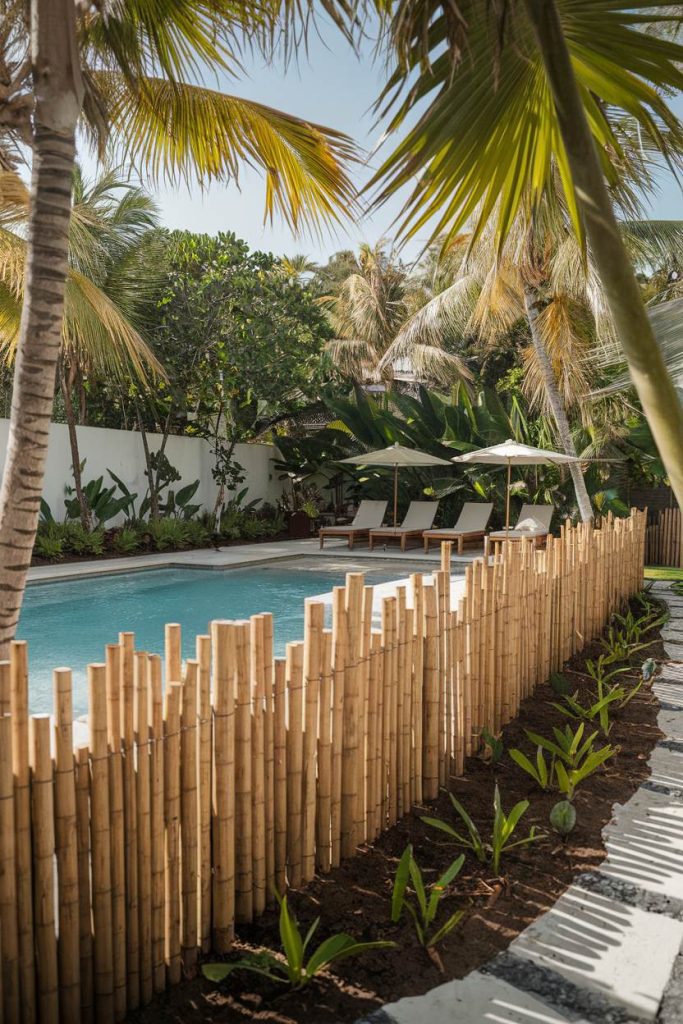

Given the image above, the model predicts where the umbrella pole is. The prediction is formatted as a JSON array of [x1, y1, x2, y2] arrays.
[[505, 460, 511, 533], [393, 464, 398, 528]]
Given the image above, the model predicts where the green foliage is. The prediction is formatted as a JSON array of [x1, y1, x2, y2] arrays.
[[65, 466, 137, 526], [423, 785, 543, 876], [202, 891, 392, 990], [549, 672, 571, 696], [508, 746, 554, 792], [63, 523, 105, 556], [160, 480, 201, 520], [550, 801, 576, 837], [554, 745, 616, 801], [34, 525, 64, 561], [391, 845, 465, 948], [143, 518, 190, 552], [480, 728, 504, 765], [112, 527, 141, 554], [516, 723, 617, 800]]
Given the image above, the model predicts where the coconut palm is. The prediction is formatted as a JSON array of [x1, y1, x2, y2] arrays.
[[369, 0, 683, 511], [0, 166, 163, 528], [0, 0, 359, 648], [325, 241, 470, 387]]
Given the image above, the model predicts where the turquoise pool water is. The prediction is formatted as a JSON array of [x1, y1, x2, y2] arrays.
[[18, 561, 405, 715]]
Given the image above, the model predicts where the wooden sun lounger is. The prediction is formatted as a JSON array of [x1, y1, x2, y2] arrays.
[[422, 502, 493, 554], [369, 501, 438, 552], [319, 500, 388, 550], [484, 504, 554, 556]]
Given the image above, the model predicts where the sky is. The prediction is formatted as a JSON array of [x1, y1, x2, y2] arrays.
[[81, 25, 683, 266]]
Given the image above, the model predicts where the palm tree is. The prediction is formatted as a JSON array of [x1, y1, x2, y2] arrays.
[[369, 0, 683, 512], [325, 241, 470, 387], [0, 166, 163, 528], [0, 0, 359, 648]]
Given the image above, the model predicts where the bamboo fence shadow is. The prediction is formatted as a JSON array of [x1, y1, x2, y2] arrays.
[[0, 511, 646, 1024]]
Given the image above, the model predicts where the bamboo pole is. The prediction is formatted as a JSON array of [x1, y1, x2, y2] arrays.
[[0, 715, 19, 1024], [250, 616, 267, 915], [165, 624, 182, 685], [148, 655, 166, 994], [262, 615, 275, 902], [135, 654, 152, 1005], [380, 596, 396, 830], [31, 715, 59, 1024], [89, 664, 114, 1023], [75, 746, 93, 1024], [273, 658, 287, 894], [195, 635, 212, 953], [342, 574, 363, 858], [180, 660, 199, 975], [54, 669, 81, 1024], [302, 602, 323, 883], [118, 631, 138, 1011], [411, 573, 424, 805], [164, 682, 182, 985], [211, 621, 235, 952], [395, 587, 406, 819], [10, 641, 35, 1024], [358, 585, 373, 847], [234, 621, 253, 920], [423, 585, 439, 800], [330, 588, 346, 868], [104, 644, 126, 1021], [317, 631, 333, 872], [0, 661, 9, 715], [285, 641, 304, 887]]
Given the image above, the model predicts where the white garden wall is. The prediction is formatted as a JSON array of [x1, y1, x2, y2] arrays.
[[0, 419, 284, 521]]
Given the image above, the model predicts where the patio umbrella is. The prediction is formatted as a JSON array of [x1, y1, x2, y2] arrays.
[[452, 439, 581, 532], [340, 442, 451, 527]]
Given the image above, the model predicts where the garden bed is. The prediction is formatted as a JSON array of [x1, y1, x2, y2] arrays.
[[129, 596, 665, 1024]]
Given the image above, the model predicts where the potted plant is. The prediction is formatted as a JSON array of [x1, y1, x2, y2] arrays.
[[278, 484, 324, 539]]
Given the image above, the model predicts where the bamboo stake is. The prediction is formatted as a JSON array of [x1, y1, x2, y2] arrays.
[[0, 715, 19, 1023], [135, 654, 152, 1005], [302, 602, 323, 882], [75, 746, 93, 1024], [330, 588, 346, 868], [317, 631, 333, 872], [165, 624, 181, 685], [10, 641, 35, 1024], [262, 615, 275, 902], [148, 655, 166, 994], [380, 597, 396, 830], [342, 574, 363, 858], [164, 683, 182, 985], [0, 661, 9, 715], [285, 641, 304, 887], [31, 715, 59, 1024], [411, 574, 424, 805], [273, 658, 287, 894], [54, 669, 81, 1024], [195, 635, 212, 953], [118, 631, 139, 1010], [423, 584, 439, 801], [104, 645, 126, 1021], [180, 660, 199, 975], [250, 616, 267, 915], [395, 587, 406, 819], [211, 621, 235, 952], [89, 665, 114, 1023], [234, 622, 253, 920]]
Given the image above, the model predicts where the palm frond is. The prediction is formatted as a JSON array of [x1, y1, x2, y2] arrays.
[[325, 336, 382, 381], [88, 72, 360, 234]]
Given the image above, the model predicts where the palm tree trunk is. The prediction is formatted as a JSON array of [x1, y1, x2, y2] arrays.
[[0, 0, 83, 653], [523, 286, 593, 522], [60, 361, 91, 531], [524, 0, 683, 515]]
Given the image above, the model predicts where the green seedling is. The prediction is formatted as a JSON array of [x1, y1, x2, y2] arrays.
[[202, 891, 393, 989], [480, 727, 504, 765], [550, 672, 571, 696], [554, 743, 616, 800], [391, 845, 465, 949], [508, 745, 554, 791], [550, 800, 576, 837]]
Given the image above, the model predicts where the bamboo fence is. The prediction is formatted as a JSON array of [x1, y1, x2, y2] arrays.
[[0, 512, 645, 1023], [644, 505, 682, 568]]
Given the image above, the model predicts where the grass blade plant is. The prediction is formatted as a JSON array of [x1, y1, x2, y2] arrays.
[[202, 892, 393, 989], [508, 746, 554, 791], [391, 845, 465, 949]]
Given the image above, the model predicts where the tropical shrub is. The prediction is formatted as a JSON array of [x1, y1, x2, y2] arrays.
[[112, 527, 141, 554], [202, 891, 392, 989], [144, 518, 190, 552], [34, 525, 64, 561], [65, 467, 136, 526], [391, 845, 465, 949]]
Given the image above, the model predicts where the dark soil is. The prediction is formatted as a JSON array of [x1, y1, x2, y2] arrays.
[[129, 599, 665, 1024]]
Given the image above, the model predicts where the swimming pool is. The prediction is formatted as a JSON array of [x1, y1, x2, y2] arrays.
[[18, 559, 412, 715]]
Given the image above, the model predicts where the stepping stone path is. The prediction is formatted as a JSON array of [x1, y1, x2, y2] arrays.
[[361, 581, 683, 1024]]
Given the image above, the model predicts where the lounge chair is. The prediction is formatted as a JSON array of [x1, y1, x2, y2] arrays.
[[485, 504, 554, 555], [422, 502, 493, 554], [369, 501, 439, 552], [319, 500, 388, 550]]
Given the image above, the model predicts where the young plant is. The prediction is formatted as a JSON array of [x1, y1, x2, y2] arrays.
[[422, 794, 488, 864], [423, 786, 543, 876], [549, 671, 571, 696], [391, 845, 465, 949], [490, 786, 543, 875], [508, 745, 554, 791], [550, 800, 576, 837], [480, 727, 504, 765], [526, 722, 598, 770], [554, 743, 616, 800], [202, 892, 392, 990]]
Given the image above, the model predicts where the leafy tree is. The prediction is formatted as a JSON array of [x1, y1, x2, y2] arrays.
[[144, 231, 333, 521]]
